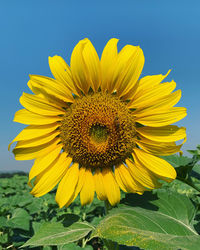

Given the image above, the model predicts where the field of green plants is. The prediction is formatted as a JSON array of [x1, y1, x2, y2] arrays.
[[1, 147, 200, 250]]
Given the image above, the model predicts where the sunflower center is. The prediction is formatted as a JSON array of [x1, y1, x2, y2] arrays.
[[60, 92, 136, 168], [90, 124, 108, 144]]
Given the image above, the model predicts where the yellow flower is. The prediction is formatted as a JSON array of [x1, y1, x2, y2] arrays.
[[9, 38, 187, 207]]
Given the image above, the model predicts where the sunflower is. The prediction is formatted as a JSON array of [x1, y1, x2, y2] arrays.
[[9, 38, 187, 207]]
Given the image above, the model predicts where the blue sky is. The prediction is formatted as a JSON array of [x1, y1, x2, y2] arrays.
[[1, 0, 200, 171]]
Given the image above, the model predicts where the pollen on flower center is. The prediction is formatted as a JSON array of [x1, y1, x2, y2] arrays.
[[59, 92, 136, 168]]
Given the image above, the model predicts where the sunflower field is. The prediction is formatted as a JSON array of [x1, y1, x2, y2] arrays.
[[1, 146, 200, 250]]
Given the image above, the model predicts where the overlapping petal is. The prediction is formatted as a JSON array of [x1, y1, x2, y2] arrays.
[[80, 168, 95, 205], [101, 38, 119, 92], [136, 125, 186, 142], [115, 164, 145, 194], [31, 153, 71, 197], [94, 168, 107, 200], [71, 38, 101, 93], [20, 93, 65, 116], [56, 163, 79, 208], [135, 107, 187, 127], [48, 55, 78, 95], [13, 138, 61, 161], [14, 109, 62, 125], [102, 168, 120, 206], [133, 148, 177, 182], [109, 44, 144, 96]]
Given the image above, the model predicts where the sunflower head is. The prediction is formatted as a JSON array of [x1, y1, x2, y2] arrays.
[[9, 38, 187, 207]]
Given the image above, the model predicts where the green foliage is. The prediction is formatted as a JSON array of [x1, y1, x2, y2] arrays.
[[1, 145, 200, 249], [92, 191, 199, 250], [23, 221, 94, 247]]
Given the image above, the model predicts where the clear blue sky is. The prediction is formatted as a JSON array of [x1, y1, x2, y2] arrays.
[[1, 0, 200, 172]]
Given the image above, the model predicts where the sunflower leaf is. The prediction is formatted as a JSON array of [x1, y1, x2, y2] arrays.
[[22, 221, 95, 247], [91, 191, 200, 250]]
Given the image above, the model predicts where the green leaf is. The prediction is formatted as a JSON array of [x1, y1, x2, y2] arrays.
[[6, 208, 31, 231], [92, 191, 200, 250], [57, 243, 93, 249], [162, 155, 192, 168], [22, 221, 95, 247]]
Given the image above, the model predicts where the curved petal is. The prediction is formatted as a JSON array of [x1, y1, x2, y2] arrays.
[[10, 124, 59, 142], [115, 164, 145, 193], [136, 125, 186, 142], [56, 163, 79, 208], [13, 138, 61, 161], [135, 107, 187, 127], [29, 75, 74, 103], [71, 39, 101, 93], [70, 167, 86, 204], [28, 80, 68, 108], [15, 131, 60, 148], [100, 38, 119, 92], [94, 168, 107, 200], [20, 93, 65, 116], [133, 148, 177, 182], [29, 144, 63, 182], [128, 80, 176, 109], [124, 70, 171, 101], [126, 158, 161, 189], [48, 55, 78, 95], [14, 109, 62, 125], [70, 39, 89, 94], [82, 39, 101, 92], [136, 137, 182, 156], [80, 168, 95, 205], [111, 45, 144, 96], [102, 168, 120, 206], [31, 153, 72, 197], [133, 90, 182, 114]]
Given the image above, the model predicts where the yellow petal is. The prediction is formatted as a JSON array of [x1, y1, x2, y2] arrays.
[[133, 148, 177, 182], [20, 93, 65, 116], [133, 90, 182, 114], [14, 109, 62, 125], [8, 123, 60, 151], [28, 80, 68, 108], [94, 168, 107, 201], [11, 124, 59, 142], [100, 38, 119, 92], [126, 158, 161, 189], [31, 153, 72, 197], [102, 168, 120, 206], [111, 45, 144, 96], [80, 168, 95, 206], [128, 80, 176, 109], [115, 164, 145, 193], [48, 55, 78, 95], [56, 163, 79, 208], [136, 137, 182, 156], [29, 144, 63, 182], [15, 131, 60, 148], [13, 138, 61, 161], [124, 70, 171, 101], [82, 39, 101, 92], [70, 167, 86, 204], [135, 107, 187, 127], [70, 39, 90, 94], [136, 125, 186, 142], [29, 75, 74, 103]]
